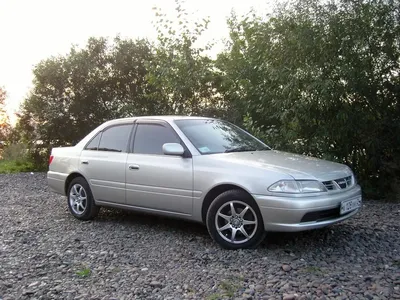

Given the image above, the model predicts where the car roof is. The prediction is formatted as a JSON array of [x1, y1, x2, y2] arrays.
[[76, 115, 217, 148], [107, 115, 214, 124]]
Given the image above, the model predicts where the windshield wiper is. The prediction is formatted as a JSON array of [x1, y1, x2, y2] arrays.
[[224, 146, 256, 153], [224, 146, 271, 153]]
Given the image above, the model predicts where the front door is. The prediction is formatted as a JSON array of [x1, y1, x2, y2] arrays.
[[125, 121, 193, 215]]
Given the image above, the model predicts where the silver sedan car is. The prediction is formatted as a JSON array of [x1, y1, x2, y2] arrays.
[[47, 116, 362, 249]]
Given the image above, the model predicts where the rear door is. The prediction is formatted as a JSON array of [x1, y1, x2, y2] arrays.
[[125, 120, 193, 215], [79, 122, 134, 204]]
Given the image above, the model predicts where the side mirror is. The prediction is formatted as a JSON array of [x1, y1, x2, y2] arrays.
[[162, 143, 185, 156]]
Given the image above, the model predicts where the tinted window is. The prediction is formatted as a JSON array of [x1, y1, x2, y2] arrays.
[[175, 119, 269, 154], [85, 133, 101, 150], [98, 124, 132, 152], [133, 124, 180, 155]]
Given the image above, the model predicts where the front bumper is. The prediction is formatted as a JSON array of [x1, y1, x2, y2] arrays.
[[253, 184, 362, 232]]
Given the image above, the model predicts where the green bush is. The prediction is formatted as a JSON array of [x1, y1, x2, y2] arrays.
[[27, 147, 50, 172], [0, 160, 35, 173], [218, 0, 400, 200], [1, 143, 28, 162], [10, 0, 400, 200], [0, 143, 46, 174]]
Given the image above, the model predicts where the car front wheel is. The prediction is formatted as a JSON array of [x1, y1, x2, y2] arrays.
[[67, 177, 99, 220], [206, 189, 266, 249]]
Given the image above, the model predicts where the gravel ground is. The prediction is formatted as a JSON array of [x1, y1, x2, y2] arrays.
[[0, 173, 399, 300]]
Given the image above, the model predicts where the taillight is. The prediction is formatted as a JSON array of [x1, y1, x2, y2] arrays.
[[49, 155, 54, 165]]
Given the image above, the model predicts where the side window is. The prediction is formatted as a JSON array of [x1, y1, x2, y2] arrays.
[[98, 124, 133, 152], [85, 133, 101, 150], [133, 124, 180, 155]]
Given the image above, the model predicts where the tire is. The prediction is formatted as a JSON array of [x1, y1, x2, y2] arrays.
[[67, 177, 100, 221], [206, 189, 266, 249]]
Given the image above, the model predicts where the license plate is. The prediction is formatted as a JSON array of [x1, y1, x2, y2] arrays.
[[340, 197, 362, 215]]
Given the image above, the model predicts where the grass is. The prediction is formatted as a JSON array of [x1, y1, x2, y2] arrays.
[[393, 260, 400, 266], [76, 267, 91, 278], [0, 159, 36, 173], [206, 294, 222, 300], [219, 280, 236, 297], [205, 279, 242, 300]]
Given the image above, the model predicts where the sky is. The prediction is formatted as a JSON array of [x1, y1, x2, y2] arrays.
[[0, 0, 272, 123]]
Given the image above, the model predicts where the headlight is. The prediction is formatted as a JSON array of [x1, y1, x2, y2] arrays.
[[268, 180, 327, 193], [349, 170, 357, 185]]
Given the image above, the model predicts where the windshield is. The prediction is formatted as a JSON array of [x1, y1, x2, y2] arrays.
[[175, 119, 270, 154]]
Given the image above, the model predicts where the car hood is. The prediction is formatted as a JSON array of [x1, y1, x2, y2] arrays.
[[218, 150, 352, 181]]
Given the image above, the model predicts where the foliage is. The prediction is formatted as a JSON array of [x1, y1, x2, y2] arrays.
[[12, 0, 400, 199], [0, 159, 35, 174], [0, 143, 39, 174], [1, 143, 28, 161], [17, 37, 158, 165], [22, 37, 159, 145], [0, 87, 11, 142], [219, 280, 238, 297], [16, 0, 230, 166], [75, 267, 91, 278], [218, 0, 400, 198], [147, 0, 228, 118]]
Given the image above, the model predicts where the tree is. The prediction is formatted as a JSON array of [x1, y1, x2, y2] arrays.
[[147, 0, 228, 118], [18, 37, 159, 149], [0, 87, 11, 143], [218, 0, 400, 198], [14, 0, 400, 198]]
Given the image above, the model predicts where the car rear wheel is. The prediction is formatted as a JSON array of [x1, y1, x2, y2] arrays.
[[67, 177, 99, 220], [206, 189, 266, 249]]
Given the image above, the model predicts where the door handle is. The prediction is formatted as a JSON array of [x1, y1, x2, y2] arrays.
[[81, 160, 89, 165], [128, 164, 140, 170]]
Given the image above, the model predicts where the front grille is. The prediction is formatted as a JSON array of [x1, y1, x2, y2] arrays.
[[322, 176, 353, 191]]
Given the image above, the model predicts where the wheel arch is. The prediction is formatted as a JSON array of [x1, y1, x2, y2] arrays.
[[201, 183, 255, 224], [64, 172, 88, 195]]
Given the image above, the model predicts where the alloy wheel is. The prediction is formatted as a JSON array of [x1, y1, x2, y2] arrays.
[[69, 184, 87, 215], [215, 200, 258, 244]]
